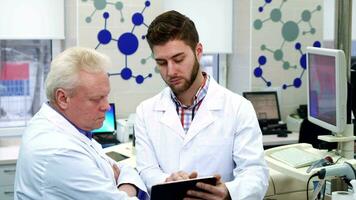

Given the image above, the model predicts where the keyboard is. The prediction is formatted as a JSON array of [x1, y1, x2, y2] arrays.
[[270, 147, 323, 168], [262, 129, 292, 135]]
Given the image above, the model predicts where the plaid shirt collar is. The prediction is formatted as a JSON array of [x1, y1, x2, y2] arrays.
[[170, 72, 210, 109]]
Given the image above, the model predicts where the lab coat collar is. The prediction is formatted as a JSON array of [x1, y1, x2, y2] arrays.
[[155, 77, 225, 142], [154, 77, 224, 111], [38, 103, 96, 148]]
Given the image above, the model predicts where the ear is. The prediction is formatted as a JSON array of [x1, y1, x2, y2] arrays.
[[55, 88, 70, 110], [195, 43, 203, 60]]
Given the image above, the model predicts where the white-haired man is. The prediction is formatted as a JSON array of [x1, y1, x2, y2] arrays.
[[14, 47, 148, 200]]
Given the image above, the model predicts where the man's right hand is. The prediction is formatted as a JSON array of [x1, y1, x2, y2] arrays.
[[165, 171, 198, 182]]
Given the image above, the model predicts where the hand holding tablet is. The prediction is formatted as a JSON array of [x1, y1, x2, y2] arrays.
[[151, 176, 217, 200]]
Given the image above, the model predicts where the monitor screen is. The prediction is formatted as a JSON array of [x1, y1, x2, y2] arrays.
[[243, 91, 281, 124], [92, 103, 116, 134], [306, 47, 347, 134]]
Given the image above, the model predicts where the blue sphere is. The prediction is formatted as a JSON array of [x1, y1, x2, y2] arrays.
[[136, 75, 144, 84], [313, 41, 321, 47], [118, 32, 139, 55], [132, 13, 144, 26], [300, 54, 307, 69], [103, 12, 109, 19], [293, 78, 302, 88], [121, 68, 132, 80], [97, 29, 112, 44], [295, 42, 301, 50], [258, 56, 267, 65], [254, 67, 263, 77]]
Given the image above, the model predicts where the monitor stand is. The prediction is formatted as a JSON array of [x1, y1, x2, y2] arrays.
[[317, 124, 355, 159]]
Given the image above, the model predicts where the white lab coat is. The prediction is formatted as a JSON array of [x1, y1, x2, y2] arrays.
[[14, 103, 148, 200], [135, 78, 269, 200]]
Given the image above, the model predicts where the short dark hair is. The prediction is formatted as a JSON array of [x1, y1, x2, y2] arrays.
[[146, 10, 199, 51]]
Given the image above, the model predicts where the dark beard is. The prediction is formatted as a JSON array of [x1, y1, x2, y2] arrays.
[[170, 57, 200, 95]]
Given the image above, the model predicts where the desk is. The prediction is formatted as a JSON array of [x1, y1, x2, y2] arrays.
[[103, 142, 136, 167], [265, 143, 356, 182], [104, 133, 301, 167], [105, 142, 310, 199], [0, 137, 21, 200], [263, 132, 299, 147]]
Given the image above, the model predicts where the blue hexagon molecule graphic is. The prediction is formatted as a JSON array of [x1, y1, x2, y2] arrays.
[[93, 1, 154, 84], [82, 0, 125, 23], [253, 0, 322, 90]]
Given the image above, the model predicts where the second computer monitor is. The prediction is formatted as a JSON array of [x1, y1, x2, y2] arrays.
[[243, 91, 281, 126], [306, 47, 347, 134]]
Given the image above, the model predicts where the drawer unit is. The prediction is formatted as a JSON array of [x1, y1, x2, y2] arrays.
[[0, 185, 14, 200], [0, 164, 16, 186]]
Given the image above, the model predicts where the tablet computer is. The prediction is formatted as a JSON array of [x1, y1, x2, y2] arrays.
[[150, 176, 217, 200], [105, 151, 129, 162]]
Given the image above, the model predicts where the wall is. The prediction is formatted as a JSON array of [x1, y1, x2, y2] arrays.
[[228, 0, 324, 121], [69, 0, 230, 118], [76, 0, 165, 118]]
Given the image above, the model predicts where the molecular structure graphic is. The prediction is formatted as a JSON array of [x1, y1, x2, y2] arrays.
[[253, 0, 322, 89], [82, 0, 125, 23], [254, 41, 321, 89], [94, 1, 154, 84]]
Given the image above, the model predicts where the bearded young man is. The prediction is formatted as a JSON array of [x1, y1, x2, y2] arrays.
[[134, 10, 269, 200]]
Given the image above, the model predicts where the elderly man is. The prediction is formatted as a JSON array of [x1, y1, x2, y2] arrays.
[[14, 47, 148, 200]]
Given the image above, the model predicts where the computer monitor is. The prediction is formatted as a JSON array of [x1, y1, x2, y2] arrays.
[[351, 56, 356, 119], [242, 91, 281, 126], [306, 47, 347, 135], [92, 103, 117, 135]]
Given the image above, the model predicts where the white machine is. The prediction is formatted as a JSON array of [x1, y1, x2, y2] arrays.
[[116, 113, 136, 143], [265, 47, 356, 199], [310, 163, 356, 200]]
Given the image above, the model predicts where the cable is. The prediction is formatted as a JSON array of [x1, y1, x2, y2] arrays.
[[307, 173, 320, 200], [334, 156, 343, 164], [322, 180, 326, 200]]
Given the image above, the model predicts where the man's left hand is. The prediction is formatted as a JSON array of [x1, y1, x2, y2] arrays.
[[184, 175, 231, 200], [112, 164, 120, 184], [118, 183, 138, 197]]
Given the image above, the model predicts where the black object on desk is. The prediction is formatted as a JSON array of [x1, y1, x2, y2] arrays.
[[299, 119, 337, 150], [263, 129, 291, 136], [261, 123, 291, 136]]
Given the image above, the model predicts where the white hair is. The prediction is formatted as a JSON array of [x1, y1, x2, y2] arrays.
[[45, 47, 111, 103]]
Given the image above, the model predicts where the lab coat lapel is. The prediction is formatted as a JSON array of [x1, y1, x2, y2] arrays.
[[183, 102, 215, 145], [157, 89, 186, 138], [40, 103, 94, 147], [183, 78, 224, 145], [41, 103, 112, 166]]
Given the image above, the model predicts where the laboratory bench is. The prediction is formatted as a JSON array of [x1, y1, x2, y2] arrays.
[[0, 137, 21, 200]]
